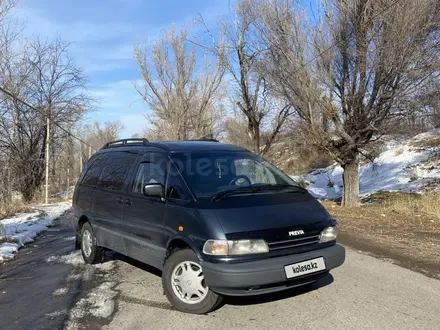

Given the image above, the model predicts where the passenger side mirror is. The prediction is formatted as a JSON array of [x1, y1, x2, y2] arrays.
[[143, 183, 164, 199]]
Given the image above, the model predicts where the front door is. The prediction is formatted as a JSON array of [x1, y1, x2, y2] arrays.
[[122, 152, 168, 269]]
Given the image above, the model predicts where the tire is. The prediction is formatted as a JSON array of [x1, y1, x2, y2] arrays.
[[80, 222, 104, 264], [162, 249, 223, 314]]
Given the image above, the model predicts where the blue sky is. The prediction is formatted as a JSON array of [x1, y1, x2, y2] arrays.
[[12, 0, 235, 137]]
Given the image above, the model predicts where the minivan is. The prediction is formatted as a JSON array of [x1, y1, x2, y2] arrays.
[[72, 138, 345, 314]]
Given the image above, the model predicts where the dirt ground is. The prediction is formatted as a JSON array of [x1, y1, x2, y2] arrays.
[[323, 193, 440, 279]]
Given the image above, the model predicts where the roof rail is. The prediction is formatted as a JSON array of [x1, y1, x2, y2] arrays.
[[102, 138, 150, 149], [187, 138, 219, 142]]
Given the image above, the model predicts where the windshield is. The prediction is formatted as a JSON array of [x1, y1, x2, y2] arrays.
[[170, 152, 298, 198]]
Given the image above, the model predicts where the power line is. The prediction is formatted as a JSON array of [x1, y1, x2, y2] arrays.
[[0, 85, 97, 151]]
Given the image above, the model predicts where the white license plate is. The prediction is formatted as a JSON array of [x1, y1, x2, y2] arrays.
[[284, 257, 326, 279]]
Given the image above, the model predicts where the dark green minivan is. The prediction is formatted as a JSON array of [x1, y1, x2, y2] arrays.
[[73, 138, 345, 314]]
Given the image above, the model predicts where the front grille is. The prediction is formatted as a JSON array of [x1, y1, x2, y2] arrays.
[[268, 234, 320, 251]]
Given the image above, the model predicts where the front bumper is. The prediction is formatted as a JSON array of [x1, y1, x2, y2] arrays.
[[201, 243, 345, 296]]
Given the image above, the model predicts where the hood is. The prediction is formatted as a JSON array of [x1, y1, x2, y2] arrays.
[[212, 192, 334, 242]]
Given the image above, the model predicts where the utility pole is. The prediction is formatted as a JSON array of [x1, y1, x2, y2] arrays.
[[67, 167, 70, 191], [79, 142, 83, 173], [45, 115, 50, 204]]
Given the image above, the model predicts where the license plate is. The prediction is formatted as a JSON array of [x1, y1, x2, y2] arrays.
[[284, 257, 326, 279]]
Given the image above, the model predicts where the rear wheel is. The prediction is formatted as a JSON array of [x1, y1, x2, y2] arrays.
[[80, 222, 104, 264], [162, 249, 222, 314]]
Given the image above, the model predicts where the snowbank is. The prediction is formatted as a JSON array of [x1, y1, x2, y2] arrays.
[[0, 201, 72, 262], [294, 129, 440, 200]]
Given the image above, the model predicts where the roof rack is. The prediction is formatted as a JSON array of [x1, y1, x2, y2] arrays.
[[102, 138, 150, 149], [186, 138, 219, 142]]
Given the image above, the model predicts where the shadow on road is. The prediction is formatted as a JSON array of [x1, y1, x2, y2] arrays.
[[109, 252, 162, 278], [112, 253, 335, 310], [223, 273, 334, 307]]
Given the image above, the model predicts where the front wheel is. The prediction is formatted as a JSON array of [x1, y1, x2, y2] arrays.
[[162, 249, 222, 314]]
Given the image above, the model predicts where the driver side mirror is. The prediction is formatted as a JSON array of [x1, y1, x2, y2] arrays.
[[143, 183, 164, 200]]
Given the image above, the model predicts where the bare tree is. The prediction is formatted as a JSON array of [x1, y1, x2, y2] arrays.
[[134, 27, 224, 141], [80, 120, 124, 153], [253, 0, 440, 206], [199, 4, 292, 155], [0, 37, 91, 201]]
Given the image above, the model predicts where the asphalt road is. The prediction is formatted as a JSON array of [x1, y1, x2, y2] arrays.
[[1, 211, 440, 330], [104, 249, 440, 330], [0, 211, 116, 330]]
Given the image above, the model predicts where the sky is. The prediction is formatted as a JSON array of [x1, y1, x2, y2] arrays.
[[11, 0, 235, 137]]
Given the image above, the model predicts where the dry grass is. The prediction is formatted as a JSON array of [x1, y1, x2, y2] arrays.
[[0, 236, 18, 244], [394, 148, 404, 156], [0, 201, 31, 220], [409, 136, 440, 149], [323, 191, 440, 232], [294, 177, 309, 188], [322, 192, 440, 277], [379, 192, 440, 221]]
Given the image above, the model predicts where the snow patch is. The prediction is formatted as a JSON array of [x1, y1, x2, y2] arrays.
[[65, 282, 117, 330], [47, 251, 84, 266], [46, 250, 115, 272], [0, 201, 71, 263], [294, 130, 440, 199], [46, 309, 68, 319], [52, 287, 69, 296]]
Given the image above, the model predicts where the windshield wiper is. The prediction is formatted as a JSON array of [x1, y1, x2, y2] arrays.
[[211, 186, 263, 202], [210, 184, 307, 202], [251, 184, 308, 192]]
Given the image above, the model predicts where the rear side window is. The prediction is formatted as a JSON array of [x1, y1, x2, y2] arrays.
[[81, 153, 106, 186], [98, 151, 138, 190]]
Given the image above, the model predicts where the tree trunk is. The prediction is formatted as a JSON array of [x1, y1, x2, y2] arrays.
[[254, 128, 260, 154], [342, 159, 360, 207]]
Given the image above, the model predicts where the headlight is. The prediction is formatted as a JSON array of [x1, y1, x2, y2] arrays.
[[319, 226, 339, 243], [203, 239, 269, 256]]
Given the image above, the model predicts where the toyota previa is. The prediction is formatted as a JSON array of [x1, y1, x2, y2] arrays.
[[72, 138, 345, 314]]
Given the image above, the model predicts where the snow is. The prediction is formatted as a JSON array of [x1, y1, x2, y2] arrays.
[[52, 287, 69, 296], [0, 201, 72, 263], [46, 250, 85, 266], [294, 129, 440, 200], [45, 249, 117, 330], [53, 186, 75, 199], [65, 282, 117, 330]]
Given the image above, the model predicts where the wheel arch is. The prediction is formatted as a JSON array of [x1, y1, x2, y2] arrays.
[[165, 235, 203, 262], [75, 215, 90, 249]]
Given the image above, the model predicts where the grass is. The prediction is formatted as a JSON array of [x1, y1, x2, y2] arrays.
[[0, 201, 31, 220], [410, 136, 440, 149], [323, 192, 440, 278], [0, 236, 18, 244], [379, 192, 440, 221]]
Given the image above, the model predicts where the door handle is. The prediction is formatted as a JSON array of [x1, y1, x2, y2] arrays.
[[125, 198, 132, 206], [116, 197, 123, 204]]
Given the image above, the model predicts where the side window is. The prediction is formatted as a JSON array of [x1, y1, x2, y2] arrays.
[[132, 153, 167, 194], [166, 163, 189, 200], [81, 153, 106, 186], [98, 151, 138, 190]]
